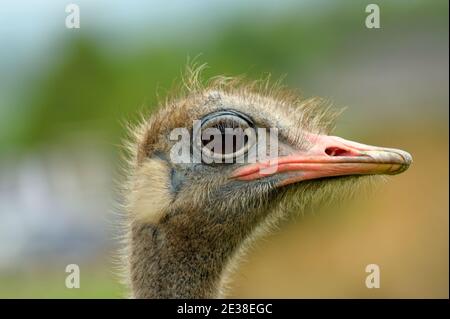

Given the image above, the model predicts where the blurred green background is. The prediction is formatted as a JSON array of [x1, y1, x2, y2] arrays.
[[0, 0, 448, 298]]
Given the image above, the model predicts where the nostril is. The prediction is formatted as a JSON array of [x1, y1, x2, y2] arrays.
[[325, 147, 352, 157]]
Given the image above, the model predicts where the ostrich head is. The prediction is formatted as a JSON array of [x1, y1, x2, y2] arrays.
[[122, 68, 412, 298]]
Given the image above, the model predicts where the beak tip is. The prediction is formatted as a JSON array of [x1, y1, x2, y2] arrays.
[[389, 149, 412, 175], [398, 149, 413, 165]]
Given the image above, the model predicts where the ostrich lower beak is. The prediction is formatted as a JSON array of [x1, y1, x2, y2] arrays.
[[231, 134, 412, 186]]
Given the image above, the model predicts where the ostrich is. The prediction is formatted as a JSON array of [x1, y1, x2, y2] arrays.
[[121, 68, 412, 298]]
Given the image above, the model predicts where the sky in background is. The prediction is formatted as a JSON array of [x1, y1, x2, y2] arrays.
[[0, 0, 303, 88]]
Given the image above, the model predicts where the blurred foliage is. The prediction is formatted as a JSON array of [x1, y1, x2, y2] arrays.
[[1, 0, 448, 154], [0, 268, 123, 298]]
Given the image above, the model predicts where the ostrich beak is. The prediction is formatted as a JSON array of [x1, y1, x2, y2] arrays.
[[231, 134, 412, 186]]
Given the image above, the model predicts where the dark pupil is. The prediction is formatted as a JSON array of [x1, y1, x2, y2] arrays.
[[201, 121, 249, 155]]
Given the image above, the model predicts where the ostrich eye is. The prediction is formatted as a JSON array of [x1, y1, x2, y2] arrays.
[[195, 111, 256, 163]]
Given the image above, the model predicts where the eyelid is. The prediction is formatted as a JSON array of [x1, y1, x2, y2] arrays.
[[202, 115, 249, 129], [200, 110, 255, 127]]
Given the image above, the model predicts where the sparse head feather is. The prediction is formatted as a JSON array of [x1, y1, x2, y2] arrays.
[[120, 64, 343, 226], [127, 64, 341, 165], [118, 63, 400, 299]]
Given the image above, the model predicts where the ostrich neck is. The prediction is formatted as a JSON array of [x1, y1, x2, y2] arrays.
[[129, 216, 247, 298]]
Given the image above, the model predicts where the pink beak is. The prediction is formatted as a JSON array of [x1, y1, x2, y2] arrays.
[[231, 134, 412, 187]]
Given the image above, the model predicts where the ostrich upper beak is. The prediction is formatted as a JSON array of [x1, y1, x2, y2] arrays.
[[231, 133, 412, 186]]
